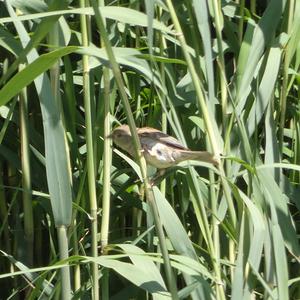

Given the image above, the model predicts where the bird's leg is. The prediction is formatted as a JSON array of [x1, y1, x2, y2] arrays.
[[150, 169, 166, 186]]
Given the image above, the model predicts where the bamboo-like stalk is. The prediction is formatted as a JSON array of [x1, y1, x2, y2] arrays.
[[90, 1, 179, 298], [99, 0, 112, 253], [278, 0, 295, 156], [72, 220, 81, 292], [158, 7, 167, 197], [79, 1, 99, 299], [211, 0, 228, 134], [250, 0, 256, 15], [57, 226, 72, 300], [0, 162, 11, 261], [100, 66, 112, 249], [237, 0, 245, 44], [207, 142, 221, 298], [19, 74, 34, 268], [100, 52, 112, 300]]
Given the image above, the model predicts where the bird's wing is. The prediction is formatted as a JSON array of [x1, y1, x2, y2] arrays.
[[137, 127, 188, 150]]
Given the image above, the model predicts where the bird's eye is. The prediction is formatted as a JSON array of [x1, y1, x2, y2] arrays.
[[156, 149, 162, 156]]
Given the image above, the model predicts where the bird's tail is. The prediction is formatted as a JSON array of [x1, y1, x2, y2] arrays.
[[177, 150, 219, 166]]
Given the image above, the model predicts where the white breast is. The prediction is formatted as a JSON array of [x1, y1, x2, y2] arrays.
[[143, 142, 175, 168]]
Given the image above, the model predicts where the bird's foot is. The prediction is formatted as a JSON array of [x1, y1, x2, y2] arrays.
[[150, 169, 166, 186]]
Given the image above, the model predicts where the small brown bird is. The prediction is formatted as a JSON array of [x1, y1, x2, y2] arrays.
[[109, 125, 219, 169]]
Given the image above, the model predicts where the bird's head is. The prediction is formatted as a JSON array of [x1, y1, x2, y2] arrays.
[[107, 125, 132, 150]]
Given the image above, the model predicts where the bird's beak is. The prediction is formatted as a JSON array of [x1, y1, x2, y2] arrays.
[[106, 133, 113, 139]]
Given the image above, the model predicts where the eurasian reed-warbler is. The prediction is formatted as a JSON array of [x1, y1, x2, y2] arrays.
[[109, 125, 219, 170]]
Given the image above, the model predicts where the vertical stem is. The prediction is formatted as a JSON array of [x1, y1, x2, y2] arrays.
[[71, 166, 87, 292], [250, 0, 256, 15], [99, 0, 112, 255], [80, 1, 99, 299], [158, 7, 167, 196], [100, 67, 112, 253], [278, 0, 294, 156], [211, 0, 228, 136], [237, 0, 245, 44], [0, 162, 11, 259], [99, 1, 112, 298], [207, 145, 221, 299], [57, 226, 72, 300], [19, 74, 34, 268], [72, 220, 81, 292]]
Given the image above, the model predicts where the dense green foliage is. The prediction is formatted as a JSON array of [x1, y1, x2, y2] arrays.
[[0, 0, 299, 299]]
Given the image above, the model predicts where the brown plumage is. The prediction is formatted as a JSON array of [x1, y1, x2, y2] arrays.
[[109, 125, 219, 169]]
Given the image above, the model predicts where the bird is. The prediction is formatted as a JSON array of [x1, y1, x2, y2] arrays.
[[108, 125, 219, 171]]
